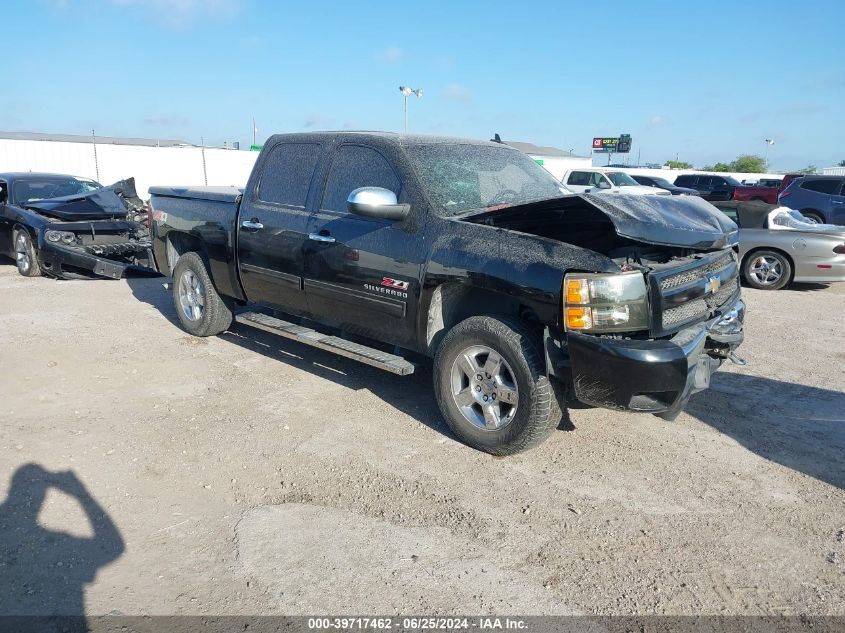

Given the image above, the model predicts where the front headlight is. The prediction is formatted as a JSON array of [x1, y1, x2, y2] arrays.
[[45, 230, 77, 245], [563, 272, 649, 332]]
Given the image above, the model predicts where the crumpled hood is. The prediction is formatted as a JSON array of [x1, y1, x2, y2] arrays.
[[462, 193, 738, 250], [23, 189, 129, 221]]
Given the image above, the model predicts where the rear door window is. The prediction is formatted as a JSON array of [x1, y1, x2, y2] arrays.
[[320, 145, 401, 214], [675, 175, 695, 187], [257, 143, 322, 207], [801, 179, 842, 195]]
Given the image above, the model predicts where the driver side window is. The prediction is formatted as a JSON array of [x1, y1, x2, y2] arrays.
[[589, 172, 607, 187], [321, 145, 401, 214]]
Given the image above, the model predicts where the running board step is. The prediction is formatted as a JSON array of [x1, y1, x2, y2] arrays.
[[234, 311, 415, 376]]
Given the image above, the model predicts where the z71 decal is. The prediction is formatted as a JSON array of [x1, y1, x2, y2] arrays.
[[380, 277, 410, 291]]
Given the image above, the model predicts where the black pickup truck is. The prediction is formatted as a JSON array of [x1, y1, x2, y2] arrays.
[[149, 132, 746, 454]]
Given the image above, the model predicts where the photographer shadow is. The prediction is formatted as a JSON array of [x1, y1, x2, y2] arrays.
[[0, 464, 124, 630]]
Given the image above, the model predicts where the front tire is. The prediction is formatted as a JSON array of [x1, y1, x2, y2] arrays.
[[14, 230, 42, 277], [433, 315, 561, 455], [743, 250, 792, 290], [172, 252, 233, 336]]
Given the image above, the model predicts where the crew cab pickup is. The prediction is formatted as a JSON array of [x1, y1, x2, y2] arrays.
[[733, 180, 782, 204], [149, 132, 746, 455]]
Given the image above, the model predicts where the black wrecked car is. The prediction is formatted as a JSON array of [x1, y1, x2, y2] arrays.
[[0, 173, 155, 278], [149, 132, 746, 455]]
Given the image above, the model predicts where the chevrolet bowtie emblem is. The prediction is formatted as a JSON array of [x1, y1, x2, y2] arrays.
[[705, 276, 721, 294]]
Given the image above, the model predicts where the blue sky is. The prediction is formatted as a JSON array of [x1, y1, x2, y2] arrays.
[[3, 0, 843, 170]]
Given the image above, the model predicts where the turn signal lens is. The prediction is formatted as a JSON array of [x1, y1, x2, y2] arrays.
[[566, 279, 589, 304], [565, 307, 592, 330]]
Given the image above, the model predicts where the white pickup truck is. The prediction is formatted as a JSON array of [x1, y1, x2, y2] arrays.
[[563, 168, 672, 196]]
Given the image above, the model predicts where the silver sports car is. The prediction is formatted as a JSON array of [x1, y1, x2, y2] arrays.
[[718, 204, 845, 290]]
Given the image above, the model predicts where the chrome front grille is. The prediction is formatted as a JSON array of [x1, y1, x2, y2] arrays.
[[657, 251, 740, 332], [663, 298, 709, 328], [660, 251, 735, 291]]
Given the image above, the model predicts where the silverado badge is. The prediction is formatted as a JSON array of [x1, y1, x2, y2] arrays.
[[704, 276, 721, 294]]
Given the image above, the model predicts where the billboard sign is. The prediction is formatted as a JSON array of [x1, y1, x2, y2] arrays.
[[592, 137, 618, 153], [592, 134, 632, 153]]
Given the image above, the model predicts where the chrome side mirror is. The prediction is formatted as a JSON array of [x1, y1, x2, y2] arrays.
[[347, 187, 409, 220]]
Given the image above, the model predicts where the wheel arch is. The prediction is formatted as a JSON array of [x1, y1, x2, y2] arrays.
[[165, 231, 207, 274], [424, 282, 543, 356]]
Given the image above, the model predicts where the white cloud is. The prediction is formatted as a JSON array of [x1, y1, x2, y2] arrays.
[[303, 114, 330, 129], [376, 46, 402, 64], [647, 115, 665, 129], [444, 83, 471, 102]]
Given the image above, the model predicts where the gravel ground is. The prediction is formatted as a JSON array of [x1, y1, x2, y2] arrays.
[[0, 262, 843, 617]]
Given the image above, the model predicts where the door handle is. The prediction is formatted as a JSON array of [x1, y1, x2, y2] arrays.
[[241, 219, 264, 230], [308, 233, 336, 243]]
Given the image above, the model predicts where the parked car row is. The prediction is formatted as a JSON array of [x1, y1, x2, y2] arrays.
[[578, 169, 845, 228]]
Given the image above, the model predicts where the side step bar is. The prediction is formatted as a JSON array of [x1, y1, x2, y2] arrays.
[[234, 311, 416, 376]]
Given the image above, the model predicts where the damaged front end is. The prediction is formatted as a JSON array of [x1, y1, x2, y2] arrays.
[[464, 193, 746, 418], [25, 187, 155, 279]]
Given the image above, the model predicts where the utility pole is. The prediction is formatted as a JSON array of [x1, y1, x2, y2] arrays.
[[398, 86, 422, 133], [764, 138, 774, 172], [91, 129, 100, 182], [200, 136, 208, 185], [252, 118, 257, 146]]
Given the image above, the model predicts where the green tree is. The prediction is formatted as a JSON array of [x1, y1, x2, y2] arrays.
[[702, 162, 732, 172], [730, 154, 767, 173], [665, 159, 693, 169], [838, 159, 845, 167], [796, 165, 817, 174]]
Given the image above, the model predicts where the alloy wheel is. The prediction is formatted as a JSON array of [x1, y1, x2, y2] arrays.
[[450, 345, 519, 430]]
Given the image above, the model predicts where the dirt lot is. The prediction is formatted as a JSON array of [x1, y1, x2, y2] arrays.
[[0, 262, 843, 617]]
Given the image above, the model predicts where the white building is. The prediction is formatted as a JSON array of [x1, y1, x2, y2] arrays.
[[0, 131, 258, 198], [499, 139, 592, 180]]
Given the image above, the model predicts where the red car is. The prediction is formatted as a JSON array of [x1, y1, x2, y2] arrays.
[[732, 174, 803, 204]]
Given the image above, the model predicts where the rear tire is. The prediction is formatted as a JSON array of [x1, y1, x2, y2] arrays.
[[742, 249, 792, 291], [433, 315, 562, 455], [172, 252, 233, 336], [14, 230, 42, 277], [800, 210, 824, 224]]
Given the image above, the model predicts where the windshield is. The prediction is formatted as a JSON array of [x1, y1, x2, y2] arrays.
[[12, 177, 102, 206], [405, 143, 566, 216], [606, 171, 640, 187], [652, 177, 674, 188], [723, 176, 742, 187]]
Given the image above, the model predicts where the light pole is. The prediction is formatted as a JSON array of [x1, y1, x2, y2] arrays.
[[764, 138, 774, 172], [399, 86, 422, 133]]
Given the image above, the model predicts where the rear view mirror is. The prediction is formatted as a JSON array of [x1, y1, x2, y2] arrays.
[[347, 187, 410, 221]]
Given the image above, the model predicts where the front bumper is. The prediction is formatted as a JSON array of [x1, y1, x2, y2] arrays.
[[38, 241, 155, 279], [562, 299, 745, 418]]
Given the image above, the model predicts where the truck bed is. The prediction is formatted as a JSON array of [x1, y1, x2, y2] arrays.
[[148, 186, 242, 203]]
